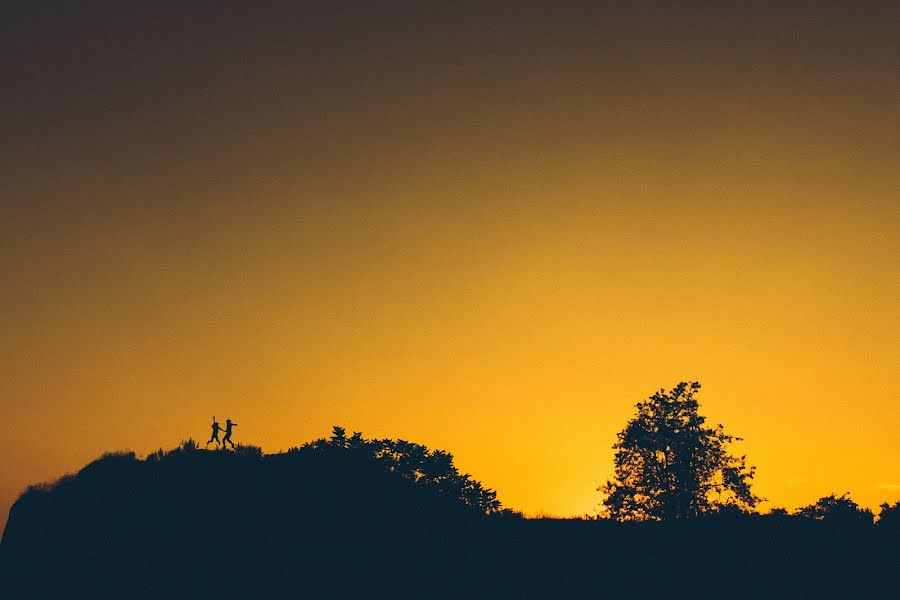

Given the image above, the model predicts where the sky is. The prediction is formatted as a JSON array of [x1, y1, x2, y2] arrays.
[[1, 1, 898, 533]]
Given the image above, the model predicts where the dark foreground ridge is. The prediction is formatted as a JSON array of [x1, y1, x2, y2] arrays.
[[1, 430, 897, 599]]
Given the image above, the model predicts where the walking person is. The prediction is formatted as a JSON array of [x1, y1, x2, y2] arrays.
[[222, 418, 238, 449]]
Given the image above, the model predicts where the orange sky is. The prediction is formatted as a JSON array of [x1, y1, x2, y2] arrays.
[[1, 2, 898, 533]]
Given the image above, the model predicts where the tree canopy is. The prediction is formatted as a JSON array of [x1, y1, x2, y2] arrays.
[[600, 381, 762, 520], [876, 501, 900, 532], [795, 493, 874, 525], [296, 426, 503, 514]]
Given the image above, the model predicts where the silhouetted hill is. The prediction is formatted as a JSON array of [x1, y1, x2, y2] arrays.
[[1, 437, 497, 599], [2, 435, 897, 599]]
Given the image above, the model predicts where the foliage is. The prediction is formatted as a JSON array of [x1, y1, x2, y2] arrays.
[[795, 493, 874, 525], [23, 473, 76, 496], [600, 381, 762, 521], [147, 439, 198, 462], [99, 451, 137, 461], [876, 501, 899, 531], [299, 426, 503, 514], [233, 443, 263, 458], [6, 424, 899, 598]]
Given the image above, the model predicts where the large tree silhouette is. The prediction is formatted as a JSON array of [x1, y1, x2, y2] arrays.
[[600, 381, 761, 520]]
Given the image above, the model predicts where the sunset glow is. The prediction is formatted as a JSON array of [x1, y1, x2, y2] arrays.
[[2, 2, 898, 534]]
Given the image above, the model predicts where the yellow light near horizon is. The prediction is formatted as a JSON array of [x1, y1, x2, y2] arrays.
[[2, 5, 898, 536]]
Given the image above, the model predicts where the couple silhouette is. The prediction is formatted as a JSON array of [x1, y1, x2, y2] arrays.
[[206, 416, 238, 449]]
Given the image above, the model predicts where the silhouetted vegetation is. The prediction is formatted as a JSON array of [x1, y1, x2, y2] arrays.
[[877, 500, 900, 532], [295, 426, 502, 514], [795, 492, 874, 525], [2, 420, 897, 598], [600, 382, 761, 520]]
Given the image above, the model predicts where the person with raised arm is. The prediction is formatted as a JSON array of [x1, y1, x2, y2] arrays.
[[206, 416, 222, 447]]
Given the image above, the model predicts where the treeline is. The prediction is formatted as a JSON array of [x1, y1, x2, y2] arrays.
[[1, 426, 897, 598], [2, 380, 898, 598]]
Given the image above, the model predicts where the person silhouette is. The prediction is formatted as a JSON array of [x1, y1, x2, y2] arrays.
[[206, 416, 222, 447], [222, 418, 238, 449]]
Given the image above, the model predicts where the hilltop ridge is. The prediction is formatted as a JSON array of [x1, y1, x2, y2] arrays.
[[1, 430, 897, 599]]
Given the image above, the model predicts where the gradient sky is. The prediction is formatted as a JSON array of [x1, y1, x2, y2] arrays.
[[1, 1, 898, 533]]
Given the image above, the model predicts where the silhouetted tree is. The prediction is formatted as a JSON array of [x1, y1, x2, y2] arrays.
[[877, 501, 899, 533], [795, 493, 874, 525], [600, 381, 761, 521], [329, 425, 348, 448], [300, 426, 502, 514]]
